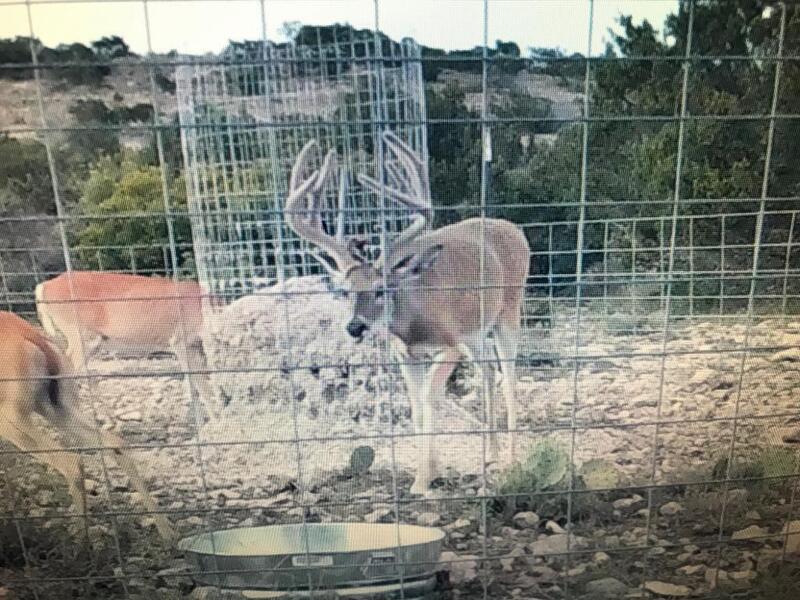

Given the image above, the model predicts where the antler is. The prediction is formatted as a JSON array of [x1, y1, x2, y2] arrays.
[[285, 140, 361, 276], [358, 131, 432, 259]]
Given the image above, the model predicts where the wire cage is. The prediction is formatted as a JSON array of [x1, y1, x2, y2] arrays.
[[2, 1, 800, 599], [176, 32, 427, 301]]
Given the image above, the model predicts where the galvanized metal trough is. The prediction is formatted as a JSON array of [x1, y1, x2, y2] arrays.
[[179, 523, 445, 598]]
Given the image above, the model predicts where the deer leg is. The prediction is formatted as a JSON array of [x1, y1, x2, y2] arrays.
[[459, 342, 499, 462], [47, 384, 176, 542], [392, 338, 424, 433], [95, 429, 175, 541], [481, 356, 500, 462], [495, 322, 521, 462], [172, 339, 210, 424], [0, 418, 86, 516], [187, 340, 220, 406], [398, 356, 426, 435], [410, 349, 459, 497], [64, 328, 91, 372]]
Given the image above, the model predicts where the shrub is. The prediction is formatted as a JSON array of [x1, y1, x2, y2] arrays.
[[73, 156, 193, 274]]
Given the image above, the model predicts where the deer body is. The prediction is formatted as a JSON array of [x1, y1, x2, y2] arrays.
[[35, 271, 219, 405], [352, 217, 528, 351], [285, 133, 530, 494], [0, 311, 174, 540]]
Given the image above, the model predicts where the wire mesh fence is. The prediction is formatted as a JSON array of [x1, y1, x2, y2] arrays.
[[176, 31, 426, 299], [1, 1, 800, 599]]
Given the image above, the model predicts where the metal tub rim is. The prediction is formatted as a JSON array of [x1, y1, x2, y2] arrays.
[[178, 522, 446, 557], [178, 522, 446, 593]]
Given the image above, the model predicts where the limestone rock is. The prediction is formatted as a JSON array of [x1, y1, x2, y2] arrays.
[[189, 587, 247, 600], [705, 568, 729, 589], [416, 512, 442, 527], [677, 564, 705, 576], [659, 501, 683, 516], [585, 577, 630, 598], [593, 551, 610, 564], [529, 533, 587, 556], [782, 520, 800, 554], [545, 520, 566, 534], [643, 581, 691, 596], [364, 508, 392, 523], [512, 511, 540, 528], [731, 525, 768, 541], [770, 348, 800, 362], [439, 552, 479, 584], [612, 495, 644, 510]]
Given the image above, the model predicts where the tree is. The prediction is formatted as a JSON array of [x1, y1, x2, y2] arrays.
[[0, 135, 55, 215], [91, 36, 131, 59], [496, 40, 521, 58], [69, 99, 115, 124], [139, 115, 184, 173], [280, 21, 303, 42], [517, 0, 800, 305], [527, 47, 585, 81], [0, 37, 38, 80], [590, 2, 798, 211], [425, 82, 481, 224], [1, 35, 131, 83], [40, 42, 110, 86], [62, 99, 121, 167], [74, 156, 193, 273]]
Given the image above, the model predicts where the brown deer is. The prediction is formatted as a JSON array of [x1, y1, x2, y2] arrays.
[[284, 131, 530, 495], [35, 271, 223, 410], [0, 311, 174, 540]]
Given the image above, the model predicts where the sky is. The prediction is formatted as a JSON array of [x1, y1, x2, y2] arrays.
[[0, 0, 678, 56]]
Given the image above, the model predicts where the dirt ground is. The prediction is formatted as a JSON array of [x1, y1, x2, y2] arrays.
[[2, 313, 800, 599]]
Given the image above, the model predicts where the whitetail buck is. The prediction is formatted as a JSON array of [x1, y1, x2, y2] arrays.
[[35, 271, 222, 408], [285, 131, 530, 495], [0, 311, 174, 540]]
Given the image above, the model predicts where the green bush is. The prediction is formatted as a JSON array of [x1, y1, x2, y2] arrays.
[[91, 35, 131, 60], [499, 440, 571, 495], [70, 99, 154, 125], [495, 440, 622, 519], [712, 447, 799, 493], [0, 135, 55, 215], [40, 42, 110, 86], [0, 36, 36, 80], [73, 155, 193, 274]]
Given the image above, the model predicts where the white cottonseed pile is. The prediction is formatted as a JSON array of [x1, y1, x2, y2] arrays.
[[193, 275, 484, 486], [202, 275, 406, 434], [205, 275, 393, 411]]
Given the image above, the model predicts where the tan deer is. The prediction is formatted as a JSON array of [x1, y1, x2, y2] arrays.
[[284, 131, 530, 495], [35, 271, 223, 410], [0, 311, 174, 540]]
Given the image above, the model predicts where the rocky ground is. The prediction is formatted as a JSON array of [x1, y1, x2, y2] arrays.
[[2, 296, 800, 599]]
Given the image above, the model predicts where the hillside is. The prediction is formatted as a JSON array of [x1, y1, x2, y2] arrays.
[[435, 70, 582, 121], [0, 56, 178, 148], [0, 58, 580, 146]]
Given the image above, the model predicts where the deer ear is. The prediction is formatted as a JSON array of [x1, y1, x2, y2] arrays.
[[347, 237, 369, 263], [391, 244, 444, 278]]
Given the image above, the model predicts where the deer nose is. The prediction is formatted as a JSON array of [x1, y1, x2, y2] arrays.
[[347, 320, 368, 339]]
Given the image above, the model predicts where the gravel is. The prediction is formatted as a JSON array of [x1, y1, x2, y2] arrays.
[[71, 292, 800, 530], [584, 577, 630, 598]]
